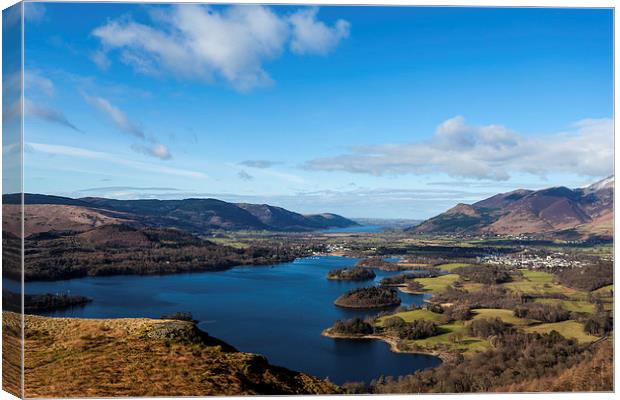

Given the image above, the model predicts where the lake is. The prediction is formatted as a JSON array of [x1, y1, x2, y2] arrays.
[[13, 256, 442, 384]]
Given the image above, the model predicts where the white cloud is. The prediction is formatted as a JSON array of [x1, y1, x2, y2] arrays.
[[304, 116, 613, 181], [92, 5, 349, 90], [289, 7, 350, 55], [84, 95, 144, 138], [27, 142, 205, 179], [131, 142, 172, 160]]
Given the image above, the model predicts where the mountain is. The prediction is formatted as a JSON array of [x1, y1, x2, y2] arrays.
[[2, 194, 358, 235], [235, 204, 356, 231], [412, 176, 613, 239]]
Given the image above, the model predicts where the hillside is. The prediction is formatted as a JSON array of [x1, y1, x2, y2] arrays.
[[412, 176, 613, 238], [2, 312, 339, 397], [2, 194, 358, 235], [7, 224, 305, 281], [236, 204, 357, 231]]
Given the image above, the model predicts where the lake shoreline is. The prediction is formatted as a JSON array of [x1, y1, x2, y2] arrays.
[[321, 328, 450, 362]]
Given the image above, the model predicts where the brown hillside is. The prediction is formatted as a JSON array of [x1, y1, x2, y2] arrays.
[[3, 204, 129, 237], [2, 312, 339, 397], [412, 177, 613, 238], [492, 341, 612, 392]]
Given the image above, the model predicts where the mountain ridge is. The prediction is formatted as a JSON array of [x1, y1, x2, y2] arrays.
[[411, 176, 613, 239], [2, 193, 358, 235]]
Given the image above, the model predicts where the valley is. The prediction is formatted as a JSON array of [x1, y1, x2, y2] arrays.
[[2, 176, 614, 395]]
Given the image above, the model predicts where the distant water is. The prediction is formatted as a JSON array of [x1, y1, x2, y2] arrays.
[[13, 256, 441, 384], [321, 225, 385, 233]]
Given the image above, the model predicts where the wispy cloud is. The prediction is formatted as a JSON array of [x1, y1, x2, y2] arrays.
[[17, 71, 82, 132], [239, 160, 280, 169], [24, 99, 83, 133], [92, 5, 350, 90], [304, 116, 613, 181], [25, 70, 55, 97], [84, 94, 144, 138], [131, 143, 172, 160], [228, 162, 304, 184], [90, 50, 111, 70], [84, 94, 172, 160], [27, 142, 206, 179], [238, 170, 254, 181]]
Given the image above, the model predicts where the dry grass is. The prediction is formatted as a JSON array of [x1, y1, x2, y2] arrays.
[[3, 312, 338, 398], [2, 312, 22, 397]]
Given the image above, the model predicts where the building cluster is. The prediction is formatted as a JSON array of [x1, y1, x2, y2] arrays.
[[316, 243, 351, 255], [480, 250, 582, 270]]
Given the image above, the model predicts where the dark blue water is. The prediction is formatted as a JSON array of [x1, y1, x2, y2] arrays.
[[13, 256, 440, 384]]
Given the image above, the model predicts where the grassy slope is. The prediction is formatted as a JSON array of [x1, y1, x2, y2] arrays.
[[5, 312, 338, 398], [533, 298, 595, 313], [372, 258, 610, 358], [504, 270, 585, 299], [524, 321, 600, 343], [376, 309, 488, 355], [471, 308, 535, 326], [593, 284, 614, 295], [436, 263, 473, 272], [414, 274, 460, 293], [377, 309, 443, 325], [408, 321, 490, 355]]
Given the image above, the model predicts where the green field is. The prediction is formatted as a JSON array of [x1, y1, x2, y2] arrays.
[[524, 321, 600, 343], [375, 309, 489, 354], [407, 321, 490, 354], [205, 237, 250, 249], [436, 263, 472, 272], [520, 270, 555, 283], [593, 284, 614, 296], [503, 269, 583, 298], [415, 274, 460, 293], [471, 308, 534, 326], [533, 298, 595, 314], [377, 309, 443, 325]]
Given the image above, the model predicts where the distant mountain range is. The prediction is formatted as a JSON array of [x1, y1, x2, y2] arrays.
[[2, 194, 358, 236], [411, 176, 613, 239]]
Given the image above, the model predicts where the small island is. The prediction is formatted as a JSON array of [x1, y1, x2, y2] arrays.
[[327, 267, 376, 281], [334, 287, 401, 309]]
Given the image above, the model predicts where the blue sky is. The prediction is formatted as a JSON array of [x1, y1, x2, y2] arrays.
[[20, 3, 613, 218]]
